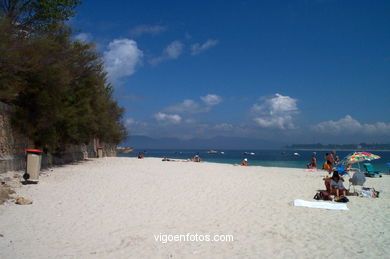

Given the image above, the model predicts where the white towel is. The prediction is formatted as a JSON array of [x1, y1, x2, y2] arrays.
[[294, 199, 349, 211]]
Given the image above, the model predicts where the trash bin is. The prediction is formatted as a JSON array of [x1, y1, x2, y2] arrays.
[[97, 146, 103, 158], [25, 149, 42, 181]]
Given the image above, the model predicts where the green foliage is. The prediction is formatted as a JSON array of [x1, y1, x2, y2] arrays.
[[0, 1, 127, 151], [1, 0, 80, 31]]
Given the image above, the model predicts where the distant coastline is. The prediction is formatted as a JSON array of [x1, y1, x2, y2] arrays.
[[285, 148, 390, 152], [285, 143, 390, 151]]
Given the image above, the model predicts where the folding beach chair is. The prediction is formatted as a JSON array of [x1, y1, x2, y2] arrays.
[[363, 163, 382, 178]]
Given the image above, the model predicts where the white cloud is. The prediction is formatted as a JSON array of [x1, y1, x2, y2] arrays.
[[130, 25, 167, 37], [150, 40, 184, 65], [251, 104, 264, 113], [103, 39, 143, 83], [154, 112, 182, 124], [191, 39, 219, 55], [165, 99, 201, 114], [252, 93, 298, 129], [254, 117, 294, 130], [165, 94, 222, 114], [75, 32, 92, 42], [201, 94, 222, 106], [165, 40, 183, 59], [312, 115, 390, 135], [125, 118, 135, 126]]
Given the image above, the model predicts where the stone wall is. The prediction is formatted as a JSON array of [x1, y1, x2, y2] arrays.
[[0, 102, 117, 174], [0, 102, 31, 173]]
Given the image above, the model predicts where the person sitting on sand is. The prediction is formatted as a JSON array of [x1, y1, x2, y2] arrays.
[[162, 157, 170, 161], [306, 152, 317, 169], [241, 158, 248, 166], [329, 171, 347, 197], [322, 160, 332, 173], [192, 154, 201, 162], [137, 152, 144, 159]]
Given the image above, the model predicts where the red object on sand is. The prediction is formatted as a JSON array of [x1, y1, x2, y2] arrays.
[[24, 149, 42, 153]]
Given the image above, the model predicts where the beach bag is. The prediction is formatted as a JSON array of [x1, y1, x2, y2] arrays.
[[313, 192, 321, 200], [335, 196, 349, 203]]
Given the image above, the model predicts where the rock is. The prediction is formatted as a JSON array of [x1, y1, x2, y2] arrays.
[[15, 197, 33, 205]]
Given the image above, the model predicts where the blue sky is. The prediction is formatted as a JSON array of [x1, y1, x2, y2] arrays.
[[72, 0, 390, 145]]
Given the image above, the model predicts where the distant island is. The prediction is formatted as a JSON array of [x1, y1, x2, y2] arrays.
[[285, 143, 390, 151]]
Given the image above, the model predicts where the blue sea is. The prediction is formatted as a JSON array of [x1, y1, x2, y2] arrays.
[[118, 149, 390, 174]]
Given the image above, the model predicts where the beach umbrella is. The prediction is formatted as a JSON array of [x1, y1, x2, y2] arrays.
[[340, 151, 381, 172], [344, 152, 381, 164]]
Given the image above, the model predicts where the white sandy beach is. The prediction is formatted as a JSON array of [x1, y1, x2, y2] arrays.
[[0, 157, 389, 258]]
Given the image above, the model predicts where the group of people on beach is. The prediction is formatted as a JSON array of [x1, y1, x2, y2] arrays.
[[306, 151, 349, 200], [306, 151, 342, 172]]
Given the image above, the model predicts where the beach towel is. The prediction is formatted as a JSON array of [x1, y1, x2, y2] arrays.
[[294, 199, 349, 211]]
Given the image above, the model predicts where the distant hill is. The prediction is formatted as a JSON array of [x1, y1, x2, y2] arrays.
[[121, 135, 283, 150]]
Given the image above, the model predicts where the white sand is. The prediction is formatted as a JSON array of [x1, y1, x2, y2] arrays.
[[0, 157, 389, 258]]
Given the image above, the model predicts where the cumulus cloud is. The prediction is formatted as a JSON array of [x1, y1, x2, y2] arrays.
[[166, 99, 201, 114], [130, 25, 167, 37], [150, 40, 184, 65], [191, 39, 219, 55], [103, 39, 143, 83], [252, 93, 298, 129], [154, 112, 182, 124], [165, 94, 222, 114], [312, 115, 390, 135], [201, 94, 222, 106], [254, 117, 294, 129], [74, 32, 92, 42]]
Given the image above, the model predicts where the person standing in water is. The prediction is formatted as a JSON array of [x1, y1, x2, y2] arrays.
[[306, 152, 317, 169]]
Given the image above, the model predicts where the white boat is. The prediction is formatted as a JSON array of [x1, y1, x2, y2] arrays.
[[244, 152, 255, 156], [116, 147, 134, 154], [292, 152, 300, 156], [207, 150, 219, 154]]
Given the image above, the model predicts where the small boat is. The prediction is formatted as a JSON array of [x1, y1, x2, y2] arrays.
[[207, 150, 219, 154], [292, 152, 300, 156], [116, 147, 134, 154], [244, 152, 255, 156]]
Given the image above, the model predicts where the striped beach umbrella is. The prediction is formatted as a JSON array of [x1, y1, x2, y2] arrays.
[[345, 152, 381, 164]]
